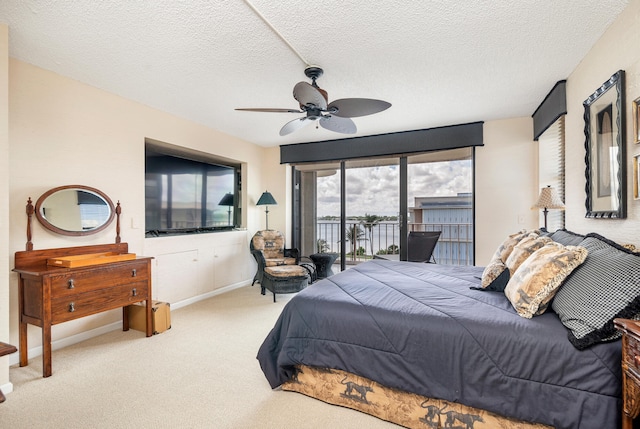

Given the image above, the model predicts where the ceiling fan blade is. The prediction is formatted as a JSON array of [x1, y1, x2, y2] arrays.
[[319, 116, 357, 134], [235, 108, 302, 113], [293, 82, 328, 110], [280, 117, 310, 136], [327, 98, 391, 118]]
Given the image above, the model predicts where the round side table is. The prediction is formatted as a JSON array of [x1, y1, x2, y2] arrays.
[[309, 253, 339, 279]]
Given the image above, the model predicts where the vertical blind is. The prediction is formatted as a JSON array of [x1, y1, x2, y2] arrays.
[[537, 116, 565, 231]]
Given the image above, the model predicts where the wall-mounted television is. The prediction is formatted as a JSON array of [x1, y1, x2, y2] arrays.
[[145, 143, 239, 237]]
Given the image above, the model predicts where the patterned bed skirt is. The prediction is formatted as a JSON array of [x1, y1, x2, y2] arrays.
[[281, 365, 553, 429]]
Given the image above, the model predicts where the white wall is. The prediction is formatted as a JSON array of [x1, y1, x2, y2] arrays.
[[564, 0, 640, 245]]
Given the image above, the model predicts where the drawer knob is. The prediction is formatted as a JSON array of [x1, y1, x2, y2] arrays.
[[131, 269, 137, 277], [132, 288, 137, 297], [634, 355, 640, 367], [68, 279, 75, 289], [69, 302, 75, 312]]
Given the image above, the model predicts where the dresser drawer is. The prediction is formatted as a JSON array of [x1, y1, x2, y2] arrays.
[[49, 260, 149, 297], [51, 282, 149, 324]]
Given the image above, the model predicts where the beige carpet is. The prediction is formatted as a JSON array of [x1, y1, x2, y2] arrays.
[[0, 285, 399, 428]]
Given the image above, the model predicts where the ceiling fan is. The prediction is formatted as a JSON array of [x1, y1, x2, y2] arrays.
[[235, 66, 391, 136]]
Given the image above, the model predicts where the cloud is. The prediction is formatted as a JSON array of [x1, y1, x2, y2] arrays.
[[317, 160, 471, 217]]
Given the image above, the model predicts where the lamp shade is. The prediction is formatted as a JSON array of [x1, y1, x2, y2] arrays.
[[218, 193, 234, 206], [257, 191, 277, 206], [533, 186, 565, 209]]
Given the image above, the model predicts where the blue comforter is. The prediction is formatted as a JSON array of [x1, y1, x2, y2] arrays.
[[257, 260, 622, 429]]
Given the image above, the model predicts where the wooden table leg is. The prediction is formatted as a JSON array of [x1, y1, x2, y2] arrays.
[[42, 322, 52, 378], [146, 299, 152, 337], [18, 277, 28, 368], [18, 320, 27, 368], [122, 306, 130, 331]]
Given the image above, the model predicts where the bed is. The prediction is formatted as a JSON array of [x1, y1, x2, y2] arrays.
[[257, 230, 639, 429]]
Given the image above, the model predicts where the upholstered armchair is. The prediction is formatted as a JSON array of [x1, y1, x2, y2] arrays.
[[250, 229, 301, 285]]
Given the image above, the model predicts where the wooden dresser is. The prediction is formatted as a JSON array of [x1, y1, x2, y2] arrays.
[[614, 318, 640, 429], [14, 242, 153, 377]]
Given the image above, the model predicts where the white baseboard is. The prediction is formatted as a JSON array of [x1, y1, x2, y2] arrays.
[[170, 281, 248, 310], [9, 280, 250, 367], [1, 381, 13, 395], [9, 320, 122, 367]]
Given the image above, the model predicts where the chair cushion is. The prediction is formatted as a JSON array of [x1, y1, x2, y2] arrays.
[[265, 265, 308, 278], [264, 258, 297, 267], [252, 230, 285, 260]]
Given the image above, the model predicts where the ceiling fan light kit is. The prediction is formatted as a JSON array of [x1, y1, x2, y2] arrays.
[[236, 65, 391, 136]]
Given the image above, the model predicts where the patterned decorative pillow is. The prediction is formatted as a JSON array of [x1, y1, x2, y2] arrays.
[[493, 229, 534, 262], [479, 229, 540, 291], [552, 233, 640, 350], [504, 242, 588, 318], [504, 234, 552, 275], [480, 258, 510, 291], [548, 229, 586, 246]]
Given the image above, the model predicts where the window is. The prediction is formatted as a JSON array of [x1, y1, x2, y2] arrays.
[[537, 116, 565, 231]]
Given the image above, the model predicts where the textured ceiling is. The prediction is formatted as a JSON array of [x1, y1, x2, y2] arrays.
[[0, 0, 630, 148]]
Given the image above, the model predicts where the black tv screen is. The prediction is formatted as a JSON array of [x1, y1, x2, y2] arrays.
[[145, 146, 238, 236]]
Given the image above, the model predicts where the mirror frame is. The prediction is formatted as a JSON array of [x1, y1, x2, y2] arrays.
[[34, 185, 116, 236], [583, 69, 626, 219]]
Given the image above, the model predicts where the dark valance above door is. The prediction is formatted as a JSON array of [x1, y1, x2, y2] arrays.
[[280, 121, 483, 164]]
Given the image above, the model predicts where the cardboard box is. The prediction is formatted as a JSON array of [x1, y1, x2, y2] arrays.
[[128, 300, 171, 335]]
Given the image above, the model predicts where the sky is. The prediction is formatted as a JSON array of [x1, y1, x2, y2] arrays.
[[316, 160, 472, 217]]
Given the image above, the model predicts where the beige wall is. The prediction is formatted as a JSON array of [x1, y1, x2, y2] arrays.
[[5, 59, 279, 375], [253, 146, 290, 236], [564, 0, 640, 245], [0, 24, 11, 395], [475, 117, 538, 265]]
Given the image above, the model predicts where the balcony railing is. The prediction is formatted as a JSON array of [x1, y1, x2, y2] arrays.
[[316, 221, 473, 266]]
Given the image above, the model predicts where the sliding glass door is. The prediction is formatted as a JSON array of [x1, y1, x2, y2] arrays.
[[294, 147, 474, 270], [407, 148, 474, 264], [344, 158, 400, 264]]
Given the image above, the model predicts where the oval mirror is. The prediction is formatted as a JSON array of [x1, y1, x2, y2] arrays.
[[35, 185, 115, 236]]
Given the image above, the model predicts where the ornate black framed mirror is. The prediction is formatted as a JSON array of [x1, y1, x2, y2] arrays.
[[34, 185, 116, 236], [583, 70, 626, 218]]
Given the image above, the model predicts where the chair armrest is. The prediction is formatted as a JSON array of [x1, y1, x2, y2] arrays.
[[251, 249, 267, 269], [284, 248, 300, 264]]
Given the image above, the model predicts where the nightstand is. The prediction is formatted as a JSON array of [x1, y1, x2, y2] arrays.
[[614, 318, 640, 429]]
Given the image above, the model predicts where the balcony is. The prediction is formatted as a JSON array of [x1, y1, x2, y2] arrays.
[[315, 221, 473, 266]]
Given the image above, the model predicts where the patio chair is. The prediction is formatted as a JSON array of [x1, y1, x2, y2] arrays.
[[407, 231, 441, 263]]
